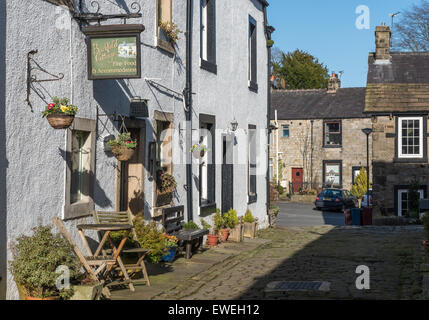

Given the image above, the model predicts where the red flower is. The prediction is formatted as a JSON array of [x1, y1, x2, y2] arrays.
[[126, 140, 131, 143], [48, 103, 55, 110]]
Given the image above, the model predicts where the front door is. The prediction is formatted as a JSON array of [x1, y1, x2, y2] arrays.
[[117, 122, 146, 216], [292, 168, 303, 193], [221, 135, 234, 213]]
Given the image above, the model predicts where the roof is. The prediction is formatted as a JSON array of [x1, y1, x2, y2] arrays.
[[365, 52, 429, 113], [271, 88, 368, 120]]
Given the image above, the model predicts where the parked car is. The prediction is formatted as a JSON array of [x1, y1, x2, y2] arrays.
[[361, 189, 373, 208], [315, 189, 358, 212]]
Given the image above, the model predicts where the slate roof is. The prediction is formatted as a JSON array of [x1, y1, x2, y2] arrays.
[[365, 52, 429, 113], [271, 88, 368, 120]]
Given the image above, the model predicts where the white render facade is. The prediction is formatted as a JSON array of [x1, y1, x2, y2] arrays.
[[0, 0, 271, 299]]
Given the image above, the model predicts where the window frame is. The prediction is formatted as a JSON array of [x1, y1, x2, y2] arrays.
[[248, 15, 258, 93], [248, 124, 257, 204], [156, 0, 175, 54], [322, 160, 343, 189], [323, 120, 342, 148], [394, 184, 427, 217], [282, 125, 290, 138], [200, 0, 217, 74], [64, 118, 96, 220], [397, 116, 426, 160]]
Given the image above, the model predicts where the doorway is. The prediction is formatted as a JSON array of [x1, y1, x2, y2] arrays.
[[292, 168, 303, 193], [221, 135, 234, 214], [116, 120, 146, 216]]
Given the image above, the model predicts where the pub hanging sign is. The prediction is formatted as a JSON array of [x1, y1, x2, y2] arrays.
[[83, 24, 145, 80]]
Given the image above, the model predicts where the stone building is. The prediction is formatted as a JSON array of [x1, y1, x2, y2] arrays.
[[365, 24, 429, 216], [270, 74, 373, 194], [0, 0, 272, 299]]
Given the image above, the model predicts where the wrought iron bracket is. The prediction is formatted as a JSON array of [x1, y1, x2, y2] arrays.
[[74, 1, 142, 24], [26, 50, 65, 105]]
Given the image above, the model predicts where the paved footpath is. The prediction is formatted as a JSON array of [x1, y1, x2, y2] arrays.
[[153, 225, 426, 300]]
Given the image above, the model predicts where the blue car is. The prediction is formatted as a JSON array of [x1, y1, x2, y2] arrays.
[[315, 189, 358, 212]]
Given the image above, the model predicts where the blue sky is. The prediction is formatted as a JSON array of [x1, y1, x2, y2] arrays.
[[267, 0, 421, 87]]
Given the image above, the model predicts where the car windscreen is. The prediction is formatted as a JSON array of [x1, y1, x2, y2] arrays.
[[323, 190, 342, 198]]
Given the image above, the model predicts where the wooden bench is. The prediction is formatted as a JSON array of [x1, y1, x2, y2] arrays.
[[162, 206, 209, 259]]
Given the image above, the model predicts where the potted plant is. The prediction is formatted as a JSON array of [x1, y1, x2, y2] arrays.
[[268, 205, 280, 228], [69, 274, 103, 301], [156, 171, 177, 207], [222, 209, 239, 242], [227, 210, 243, 242], [9, 225, 81, 300], [243, 210, 259, 239], [206, 213, 223, 246], [42, 96, 78, 129], [107, 132, 137, 161], [159, 20, 182, 45], [162, 234, 179, 263], [190, 144, 209, 159], [212, 209, 230, 242], [134, 218, 167, 264]]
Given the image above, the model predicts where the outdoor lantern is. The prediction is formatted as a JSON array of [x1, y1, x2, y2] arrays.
[[130, 98, 149, 118], [231, 119, 239, 132]]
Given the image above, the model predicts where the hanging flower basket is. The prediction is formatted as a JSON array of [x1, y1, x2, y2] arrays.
[[107, 132, 137, 162], [42, 97, 78, 129], [190, 144, 208, 159]]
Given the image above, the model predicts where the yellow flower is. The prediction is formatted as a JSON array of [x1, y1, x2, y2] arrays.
[[60, 105, 68, 113]]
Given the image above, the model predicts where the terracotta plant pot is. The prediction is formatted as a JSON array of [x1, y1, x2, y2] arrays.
[[25, 295, 60, 300], [110, 145, 135, 161], [46, 114, 74, 129], [207, 234, 219, 246], [220, 228, 230, 242]]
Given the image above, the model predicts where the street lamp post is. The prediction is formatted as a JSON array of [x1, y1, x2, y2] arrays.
[[362, 128, 373, 207]]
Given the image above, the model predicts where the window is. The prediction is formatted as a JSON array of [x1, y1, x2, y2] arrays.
[[200, 0, 217, 73], [248, 125, 257, 203], [397, 189, 424, 217], [324, 121, 341, 147], [157, 0, 174, 53], [199, 115, 216, 213], [323, 160, 342, 188], [248, 16, 258, 92], [64, 118, 96, 220], [282, 125, 289, 138], [398, 117, 424, 158]]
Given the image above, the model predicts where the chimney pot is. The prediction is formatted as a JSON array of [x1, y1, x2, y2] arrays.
[[327, 73, 341, 93]]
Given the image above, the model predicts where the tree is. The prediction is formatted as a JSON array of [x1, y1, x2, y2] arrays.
[[350, 168, 370, 199], [392, 0, 429, 52], [272, 49, 330, 90]]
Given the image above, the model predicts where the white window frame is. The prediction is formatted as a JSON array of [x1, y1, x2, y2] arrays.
[[398, 116, 424, 158], [397, 189, 424, 217]]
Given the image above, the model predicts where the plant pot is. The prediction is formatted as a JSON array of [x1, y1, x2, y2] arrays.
[[25, 295, 60, 300], [70, 283, 103, 300], [162, 247, 178, 262], [207, 234, 219, 246], [243, 221, 258, 239], [110, 145, 135, 161], [229, 223, 244, 242], [220, 228, 230, 242], [46, 114, 74, 129], [156, 191, 173, 207]]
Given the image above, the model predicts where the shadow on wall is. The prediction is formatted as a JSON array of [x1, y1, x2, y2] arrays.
[[0, 0, 6, 299]]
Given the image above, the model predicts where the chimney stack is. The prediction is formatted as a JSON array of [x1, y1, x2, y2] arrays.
[[327, 73, 341, 93], [375, 23, 391, 61]]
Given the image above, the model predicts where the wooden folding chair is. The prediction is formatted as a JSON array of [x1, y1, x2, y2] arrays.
[[93, 211, 151, 287], [52, 218, 115, 294]]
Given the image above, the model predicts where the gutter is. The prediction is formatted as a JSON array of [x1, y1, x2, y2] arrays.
[[185, 0, 193, 222]]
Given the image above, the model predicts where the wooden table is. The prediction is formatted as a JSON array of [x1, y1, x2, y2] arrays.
[[76, 224, 135, 292]]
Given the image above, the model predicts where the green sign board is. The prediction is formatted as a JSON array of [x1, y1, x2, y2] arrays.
[[83, 25, 144, 80]]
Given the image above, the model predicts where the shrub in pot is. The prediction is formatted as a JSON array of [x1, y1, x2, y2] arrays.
[[42, 96, 78, 129], [134, 217, 167, 264], [213, 209, 230, 242], [243, 210, 258, 239], [223, 209, 239, 242], [9, 225, 81, 300], [162, 234, 179, 263], [107, 132, 137, 161]]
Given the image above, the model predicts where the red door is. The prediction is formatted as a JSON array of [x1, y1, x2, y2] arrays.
[[292, 168, 303, 193]]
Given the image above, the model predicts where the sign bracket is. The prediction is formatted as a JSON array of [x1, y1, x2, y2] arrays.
[[73, 1, 142, 25]]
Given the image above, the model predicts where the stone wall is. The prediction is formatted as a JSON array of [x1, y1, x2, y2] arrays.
[[372, 116, 429, 215], [270, 118, 373, 193]]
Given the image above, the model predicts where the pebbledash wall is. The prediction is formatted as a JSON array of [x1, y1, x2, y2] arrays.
[[2, 0, 269, 299]]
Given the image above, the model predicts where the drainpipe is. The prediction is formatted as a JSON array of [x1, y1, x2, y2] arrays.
[[310, 120, 314, 189], [185, 0, 193, 222], [275, 110, 279, 185]]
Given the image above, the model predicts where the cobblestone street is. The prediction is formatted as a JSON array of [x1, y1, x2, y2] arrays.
[[154, 226, 425, 300]]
